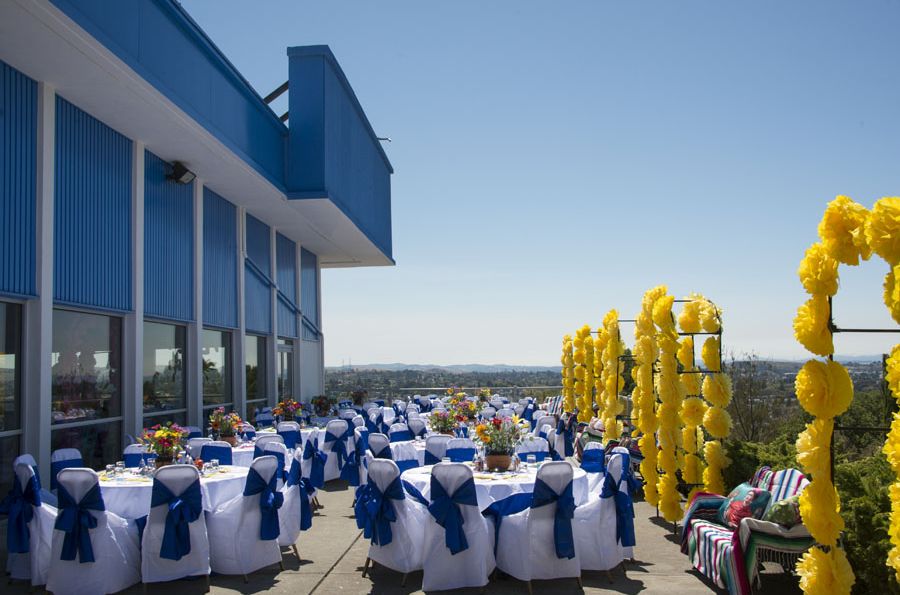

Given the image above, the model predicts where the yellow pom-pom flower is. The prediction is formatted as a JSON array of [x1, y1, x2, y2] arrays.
[[796, 418, 833, 479], [677, 336, 694, 368], [794, 359, 854, 418], [866, 197, 900, 265], [797, 547, 855, 595], [883, 414, 900, 475], [652, 294, 676, 335], [799, 479, 844, 546], [678, 300, 702, 334], [680, 397, 707, 427], [703, 406, 732, 439], [884, 265, 900, 325], [793, 295, 833, 357], [699, 299, 721, 333], [887, 345, 900, 399], [798, 243, 840, 296], [701, 336, 720, 372], [818, 195, 871, 266], [702, 374, 733, 408]]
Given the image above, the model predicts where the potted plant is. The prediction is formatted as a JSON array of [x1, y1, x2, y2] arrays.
[[208, 407, 243, 445], [475, 416, 530, 471], [140, 422, 189, 468], [429, 409, 457, 435], [273, 398, 302, 421]]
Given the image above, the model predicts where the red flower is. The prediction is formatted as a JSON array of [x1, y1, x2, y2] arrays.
[[492, 418, 502, 428]]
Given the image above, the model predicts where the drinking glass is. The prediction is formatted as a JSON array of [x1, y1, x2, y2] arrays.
[[115, 461, 125, 477], [527, 454, 537, 469], [211, 459, 219, 471], [105, 464, 115, 478], [441, 457, 450, 464]]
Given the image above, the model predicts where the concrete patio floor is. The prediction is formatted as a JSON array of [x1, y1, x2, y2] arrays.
[[3, 479, 803, 594]]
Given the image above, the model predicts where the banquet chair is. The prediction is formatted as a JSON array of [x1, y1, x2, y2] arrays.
[[240, 423, 256, 441], [514, 404, 526, 416], [421, 463, 493, 591], [490, 398, 504, 410], [380, 406, 397, 427], [574, 453, 628, 573], [186, 437, 212, 460], [581, 442, 607, 494], [446, 437, 477, 462], [4, 462, 56, 586], [480, 406, 496, 420], [368, 432, 393, 460], [388, 422, 413, 443], [424, 435, 452, 464], [496, 408, 515, 419], [301, 428, 326, 497], [533, 415, 555, 438], [357, 459, 427, 585], [184, 426, 203, 439], [340, 408, 357, 420], [351, 414, 366, 428], [255, 410, 275, 428], [123, 443, 156, 468], [13, 453, 57, 506], [321, 419, 353, 482], [393, 400, 408, 413], [254, 433, 285, 458], [601, 452, 636, 559], [408, 417, 427, 438], [406, 403, 421, 414], [50, 448, 83, 492], [46, 468, 141, 595], [141, 465, 210, 587], [277, 421, 302, 449], [493, 461, 581, 590], [352, 426, 371, 486], [278, 448, 307, 561], [392, 441, 420, 473], [545, 428, 563, 461], [362, 401, 378, 413], [515, 437, 550, 462], [263, 441, 290, 488], [199, 441, 234, 466], [207, 456, 284, 581]]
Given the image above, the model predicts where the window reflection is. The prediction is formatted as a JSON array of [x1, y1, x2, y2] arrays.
[[246, 334, 267, 421], [142, 321, 186, 416], [0, 302, 22, 433], [203, 329, 231, 409], [277, 338, 294, 399], [51, 309, 122, 424], [51, 420, 120, 472]]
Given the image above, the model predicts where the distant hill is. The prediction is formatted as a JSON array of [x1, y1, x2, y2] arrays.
[[326, 363, 562, 373]]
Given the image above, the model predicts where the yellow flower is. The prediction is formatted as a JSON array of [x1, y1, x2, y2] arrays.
[[699, 299, 721, 333], [883, 415, 900, 475], [866, 197, 900, 265], [793, 295, 833, 357], [887, 345, 900, 399], [800, 480, 844, 546], [680, 397, 707, 427], [798, 243, 839, 296], [682, 372, 700, 396], [797, 547, 855, 595], [796, 418, 833, 479], [678, 300, 702, 334], [818, 195, 871, 265], [703, 440, 729, 494], [702, 374, 733, 408], [677, 337, 694, 368], [795, 359, 854, 418], [884, 265, 900, 325], [652, 294, 676, 335], [703, 406, 732, 439], [701, 336, 720, 372]]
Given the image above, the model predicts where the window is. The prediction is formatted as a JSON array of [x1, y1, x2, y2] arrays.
[[142, 321, 186, 424], [277, 338, 294, 398], [245, 334, 267, 421], [203, 329, 232, 411], [0, 302, 23, 497], [51, 309, 122, 470]]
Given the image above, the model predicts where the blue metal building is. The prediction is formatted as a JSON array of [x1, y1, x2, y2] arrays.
[[0, 0, 393, 485]]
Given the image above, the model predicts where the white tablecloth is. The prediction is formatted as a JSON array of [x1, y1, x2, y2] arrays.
[[390, 439, 427, 466], [232, 429, 317, 467], [99, 466, 250, 519], [400, 463, 589, 511]]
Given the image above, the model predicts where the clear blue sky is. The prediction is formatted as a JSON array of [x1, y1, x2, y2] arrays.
[[182, 0, 900, 366]]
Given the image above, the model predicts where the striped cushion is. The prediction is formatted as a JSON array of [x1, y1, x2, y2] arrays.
[[750, 466, 772, 489], [767, 469, 808, 508], [687, 520, 740, 592]]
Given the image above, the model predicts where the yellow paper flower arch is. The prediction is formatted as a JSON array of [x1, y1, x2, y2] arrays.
[[600, 310, 625, 435], [561, 335, 575, 413], [635, 286, 665, 507]]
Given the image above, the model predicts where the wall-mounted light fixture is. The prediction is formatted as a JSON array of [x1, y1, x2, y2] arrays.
[[166, 161, 196, 185]]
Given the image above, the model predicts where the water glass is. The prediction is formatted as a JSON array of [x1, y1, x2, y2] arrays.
[[115, 461, 125, 477], [441, 457, 450, 464], [211, 459, 220, 471], [105, 464, 115, 478], [527, 454, 537, 469]]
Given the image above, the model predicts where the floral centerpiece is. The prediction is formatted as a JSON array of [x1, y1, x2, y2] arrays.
[[475, 416, 531, 471], [273, 398, 302, 421], [429, 409, 457, 435], [449, 396, 478, 421], [140, 422, 189, 467], [208, 407, 242, 445], [478, 388, 493, 400], [311, 395, 334, 417]]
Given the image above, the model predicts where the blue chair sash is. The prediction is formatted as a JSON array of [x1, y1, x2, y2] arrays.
[[278, 429, 300, 449], [242, 429, 257, 441], [55, 482, 105, 563], [302, 437, 327, 489], [365, 413, 380, 435], [402, 480, 429, 507], [265, 449, 287, 482], [411, 424, 427, 438], [446, 447, 476, 463], [151, 478, 202, 561], [287, 459, 314, 531], [123, 452, 146, 468], [557, 418, 575, 457], [354, 475, 405, 546], [517, 450, 547, 463], [50, 458, 82, 491], [581, 449, 606, 473], [523, 405, 535, 428], [455, 426, 469, 438], [389, 430, 413, 443], [427, 475, 478, 554], [600, 471, 636, 547], [187, 429, 202, 439], [1, 473, 41, 554], [340, 450, 361, 485], [324, 429, 350, 470], [424, 450, 442, 465], [482, 493, 532, 556], [395, 458, 418, 473], [201, 444, 233, 465], [243, 467, 283, 541], [374, 400, 385, 407], [372, 444, 393, 460], [253, 444, 265, 459], [531, 477, 576, 559], [256, 414, 275, 428]]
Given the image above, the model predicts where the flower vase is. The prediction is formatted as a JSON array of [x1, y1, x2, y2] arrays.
[[155, 456, 174, 469], [282, 413, 294, 422], [485, 453, 512, 472], [221, 434, 237, 446]]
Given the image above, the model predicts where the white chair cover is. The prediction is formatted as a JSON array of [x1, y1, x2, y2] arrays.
[[421, 463, 493, 591], [362, 402, 378, 412], [515, 436, 550, 461], [354, 426, 370, 486], [351, 414, 366, 427], [278, 448, 304, 549], [424, 435, 452, 465], [489, 399, 504, 410], [445, 437, 477, 463], [339, 409, 357, 420], [207, 456, 283, 576], [367, 433, 392, 460], [362, 459, 427, 573], [388, 422, 413, 442], [406, 404, 420, 414], [141, 465, 210, 584], [496, 408, 515, 419], [392, 400, 407, 413], [392, 442, 420, 472], [46, 468, 141, 595], [583, 441, 607, 494], [50, 448, 83, 492], [186, 437, 212, 460], [533, 415, 555, 437], [480, 406, 496, 419], [408, 417, 427, 437], [380, 407, 397, 426], [255, 434, 285, 450], [574, 453, 627, 570], [494, 461, 580, 582], [321, 419, 353, 482], [13, 453, 57, 506], [6, 463, 56, 585], [514, 404, 525, 416], [264, 441, 290, 489], [300, 428, 321, 496]]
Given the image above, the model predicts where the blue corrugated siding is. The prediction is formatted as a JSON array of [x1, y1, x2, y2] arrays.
[[203, 188, 237, 329], [276, 233, 297, 338], [244, 214, 271, 334], [54, 97, 132, 311], [300, 248, 319, 341], [144, 150, 193, 321], [0, 61, 37, 298]]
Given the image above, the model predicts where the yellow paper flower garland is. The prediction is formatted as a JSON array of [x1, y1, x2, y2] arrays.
[[582, 324, 595, 423], [594, 324, 609, 421], [574, 325, 593, 421], [678, 326, 705, 503], [601, 310, 625, 437], [561, 335, 575, 413], [636, 286, 664, 507], [654, 290, 684, 522]]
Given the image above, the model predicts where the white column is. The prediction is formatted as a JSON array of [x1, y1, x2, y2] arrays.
[[123, 141, 145, 441], [268, 226, 278, 406], [187, 179, 204, 426], [234, 207, 246, 419], [292, 242, 302, 400], [23, 82, 55, 478], [316, 261, 325, 395]]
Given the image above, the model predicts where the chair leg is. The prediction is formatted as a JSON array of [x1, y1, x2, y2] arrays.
[[292, 543, 301, 561], [576, 575, 583, 589], [362, 556, 371, 578], [243, 574, 249, 584], [527, 580, 533, 595], [401, 572, 408, 587], [606, 570, 613, 583], [205, 574, 210, 590], [279, 559, 285, 571]]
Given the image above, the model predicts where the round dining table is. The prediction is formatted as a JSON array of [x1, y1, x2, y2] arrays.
[[400, 462, 590, 511], [98, 465, 250, 520]]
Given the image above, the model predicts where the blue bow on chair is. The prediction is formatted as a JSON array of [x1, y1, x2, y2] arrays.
[[50, 458, 81, 491], [581, 449, 606, 473], [481, 492, 532, 556], [55, 482, 105, 563], [1, 472, 41, 554], [427, 475, 478, 554], [278, 429, 300, 449], [446, 447, 476, 463], [355, 475, 405, 546], [244, 467, 284, 541], [242, 428, 257, 441], [532, 477, 576, 559], [287, 459, 313, 531], [600, 469, 636, 547], [324, 427, 352, 470], [390, 429, 413, 443], [302, 438, 327, 489], [340, 450, 361, 485], [151, 478, 202, 561], [523, 405, 535, 428], [372, 443, 393, 460], [557, 418, 575, 457]]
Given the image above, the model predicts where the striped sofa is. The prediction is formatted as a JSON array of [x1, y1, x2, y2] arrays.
[[680, 467, 813, 595]]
